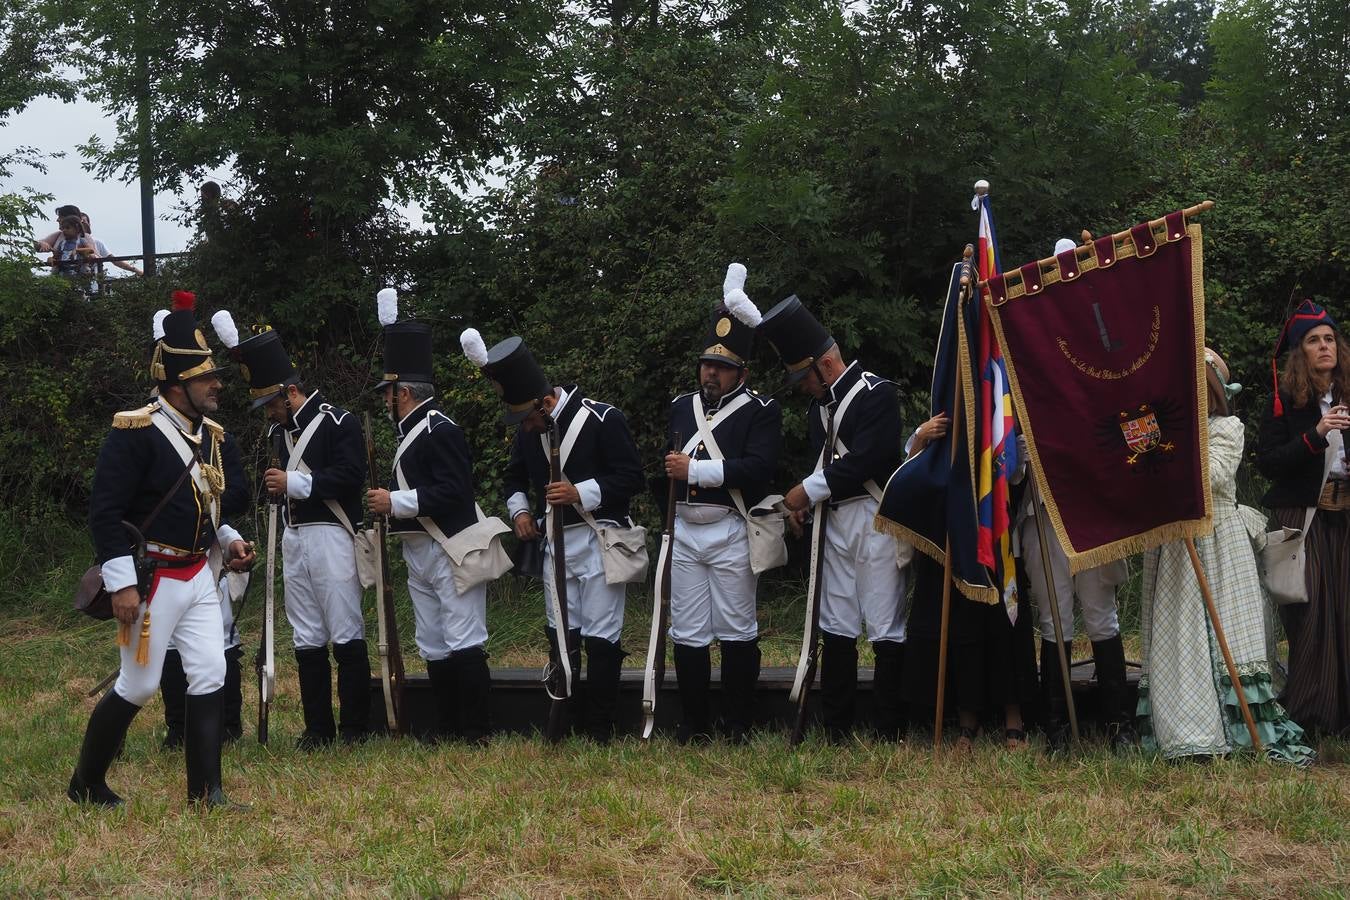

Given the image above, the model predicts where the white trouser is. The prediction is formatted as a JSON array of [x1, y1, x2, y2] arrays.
[[670, 512, 758, 645], [1020, 513, 1120, 642], [115, 563, 226, 705], [819, 496, 908, 642], [283, 523, 364, 649], [167, 571, 241, 652], [542, 524, 625, 642], [400, 533, 488, 660]]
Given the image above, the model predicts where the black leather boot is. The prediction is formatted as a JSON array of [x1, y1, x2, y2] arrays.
[[1092, 636, 1135, 750], [718, 638, 761, 744], [424, 657, 457, 742], [450, 645, 492, 745], [583, 636, 626, 744], [222, 645, 244, 743], [293, 647, 336, 750], [333, 639, 372, 745], [1040, 638, 1073, 750], [160, 647, 187, 750], [820, 631, 858, 743], [871, 640, 906, 741], [68, 689, 141, 807], [185, 687, 245, 809], [672, 642, 712, 744]]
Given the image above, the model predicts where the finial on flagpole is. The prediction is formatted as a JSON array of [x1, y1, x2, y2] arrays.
[[972, 179, 991, 211]]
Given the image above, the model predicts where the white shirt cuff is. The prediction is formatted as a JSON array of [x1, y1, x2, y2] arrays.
[[216, 523, 243, 549], [688, 459, 724, 487], [286, 470, 313, 499], [507, 491, 532, 521], [101, 555, 138, 593], [904, 429, 919, 456], [803, 471, 832, 504], [390, 489, 420, 520], [575, 478, 602, 512]]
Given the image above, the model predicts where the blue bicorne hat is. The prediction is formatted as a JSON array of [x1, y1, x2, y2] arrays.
[[1272, 299, 1339, 416]]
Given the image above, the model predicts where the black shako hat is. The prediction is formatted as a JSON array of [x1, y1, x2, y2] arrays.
[[756, 294, 834, 382], [699, 262, 757, 368], [375, 288, 434, 391], [234, 329, 300, 409], [481, 336, 552, 426], [152, 291, 227, 385], [700, 303, 757, 368]]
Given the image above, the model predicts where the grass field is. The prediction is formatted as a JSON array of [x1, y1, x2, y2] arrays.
[[2, 517, 1348, 896]]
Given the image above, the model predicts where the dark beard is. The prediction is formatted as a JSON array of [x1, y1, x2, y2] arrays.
[[701, 384, 723, 406]]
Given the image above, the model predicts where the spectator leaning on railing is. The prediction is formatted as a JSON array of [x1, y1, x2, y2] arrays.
[[34, 204, 83, 252], [46, 214, 96, 278], [80, 214, 143, 276]]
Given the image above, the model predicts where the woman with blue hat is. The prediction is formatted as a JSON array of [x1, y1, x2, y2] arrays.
[[1257, 300, 1350, 738]]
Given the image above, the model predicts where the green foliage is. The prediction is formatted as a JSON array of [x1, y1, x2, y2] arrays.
[[6, 0, 1350, 533]]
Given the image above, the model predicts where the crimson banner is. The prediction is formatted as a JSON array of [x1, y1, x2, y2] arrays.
[[984, 212, 1210, 571]]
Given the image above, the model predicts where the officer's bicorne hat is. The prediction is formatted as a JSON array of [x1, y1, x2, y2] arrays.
[[375, 287, 435, 391], [746, 294, 834, 383], [209, 310, 300, 409], [699, 262, 758, 368], [150, 290, 227, 385], [461, 328, 551, 426], [1270, 299, 1340, 417]]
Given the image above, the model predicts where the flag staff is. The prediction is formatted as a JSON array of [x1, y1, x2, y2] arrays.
[[1030, 489, 1082, 747], [974, 178, 1081, 749], [933, 244, 974, 753], [1183, 538, 1264, 752]]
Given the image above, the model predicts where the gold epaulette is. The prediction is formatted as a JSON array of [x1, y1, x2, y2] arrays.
[[201, 416, 225, 443], [111, 402, 158, 429]]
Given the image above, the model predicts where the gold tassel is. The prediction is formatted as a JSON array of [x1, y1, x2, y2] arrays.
[[117, 621, 131, 648], [134, 609, 152, 666]]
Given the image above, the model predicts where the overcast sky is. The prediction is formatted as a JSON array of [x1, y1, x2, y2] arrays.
[[2, 94, 232, 258]]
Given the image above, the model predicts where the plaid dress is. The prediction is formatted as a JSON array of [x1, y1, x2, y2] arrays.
[[1137, 415, 1314, 764]]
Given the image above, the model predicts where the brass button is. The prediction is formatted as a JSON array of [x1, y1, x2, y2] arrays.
[[690, 488, 698, 496]]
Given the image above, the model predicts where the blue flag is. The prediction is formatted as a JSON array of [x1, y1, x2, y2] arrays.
[[874, 259, 996, 603]]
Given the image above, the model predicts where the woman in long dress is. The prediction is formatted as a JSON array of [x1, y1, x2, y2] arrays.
[[1136, 348, 1314, 764]]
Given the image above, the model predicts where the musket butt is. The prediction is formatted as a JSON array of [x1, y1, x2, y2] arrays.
[[1081, 229, 1093, 244]]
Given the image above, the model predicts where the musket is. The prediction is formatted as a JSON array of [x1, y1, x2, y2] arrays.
[[365, 412, 407, 735], [789, 408, 834, 745], [641, 433, 681, 740], [543, 412, 575, 743], [256, 431, 280, 745]]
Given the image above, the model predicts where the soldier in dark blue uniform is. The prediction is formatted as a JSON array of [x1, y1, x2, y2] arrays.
[[661, 264, 783, 742], [471, 332, 644, 742], [367, 291, 492, 742], [220, 317, 371, 747], [751, 295, 910, 741], [70, 290, 254, 808], [160, 423, 251, 747]]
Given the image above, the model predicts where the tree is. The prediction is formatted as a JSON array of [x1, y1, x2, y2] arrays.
[[53, 0, 554, 340]]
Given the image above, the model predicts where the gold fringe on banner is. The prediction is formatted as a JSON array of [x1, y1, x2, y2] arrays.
[[872, 515, 998, 603], [985, 218, 1214, 574], [980, 200, 1215, 302]]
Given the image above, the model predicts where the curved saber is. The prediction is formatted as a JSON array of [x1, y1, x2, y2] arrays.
[[788, 505, 825, 704], [258, 490, 278, 744], [373, 532, 397, 730], [641, 532, 675, 739]]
